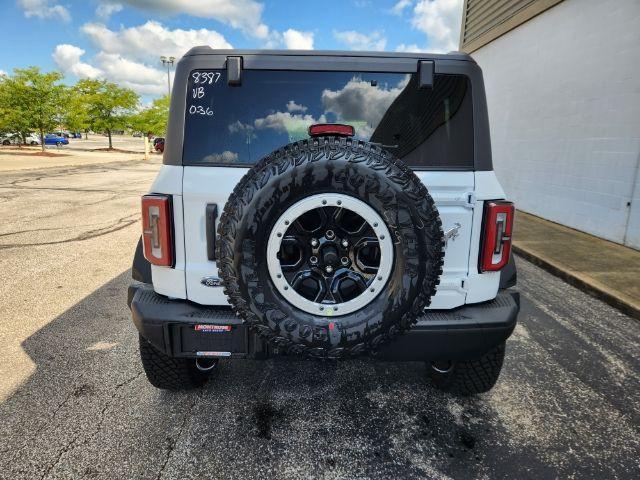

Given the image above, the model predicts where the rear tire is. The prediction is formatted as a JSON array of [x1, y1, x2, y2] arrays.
[[138, 334, 215, 391], [426, 342, 506, 395]]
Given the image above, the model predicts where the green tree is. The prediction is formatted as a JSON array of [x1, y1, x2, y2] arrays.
[[62, 85, 91, 139], [0, 67, 66, 150], [129, 94, 170, 137], [78, 79, 138, 149], [0, 80, 12, 136]]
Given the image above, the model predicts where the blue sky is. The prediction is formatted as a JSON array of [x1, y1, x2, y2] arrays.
[[0, 0, 462, 100]]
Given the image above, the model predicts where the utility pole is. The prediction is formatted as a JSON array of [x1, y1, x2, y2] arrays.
[[160, 56, 175, 97]]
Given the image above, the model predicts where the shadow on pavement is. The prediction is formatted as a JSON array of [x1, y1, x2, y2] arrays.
[[0, 268, 630, 479]]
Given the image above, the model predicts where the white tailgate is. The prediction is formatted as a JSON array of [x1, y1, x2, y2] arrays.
[[415, 171, 475, 309], [181, 167, 481, 309]]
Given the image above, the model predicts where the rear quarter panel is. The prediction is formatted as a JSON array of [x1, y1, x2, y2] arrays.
[[148, 165, 187, 298]]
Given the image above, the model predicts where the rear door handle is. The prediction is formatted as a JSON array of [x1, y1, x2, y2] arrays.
[[205, 203, 218, 261]]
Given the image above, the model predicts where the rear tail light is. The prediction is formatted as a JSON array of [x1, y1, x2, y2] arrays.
[[308, 123, 355, 137], [479, 201, 514, 272], [141, 194, 174, 267]]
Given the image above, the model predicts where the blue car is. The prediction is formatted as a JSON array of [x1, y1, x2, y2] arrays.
[[44, 134, 69, 146]]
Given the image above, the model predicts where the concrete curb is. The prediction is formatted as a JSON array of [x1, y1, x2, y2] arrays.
[[513, 245, 640, 320]]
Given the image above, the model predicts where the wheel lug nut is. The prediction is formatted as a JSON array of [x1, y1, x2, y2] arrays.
[[341, 257, 349, 265], [310, 256, 318, 264], [325, 265, 333, 274], [326, 230, 335, 239], [341, 239, 348, 247], [311, 238, 318, 247]]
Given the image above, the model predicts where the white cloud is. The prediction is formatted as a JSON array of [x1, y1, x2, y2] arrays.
[[395, 43, 421, 52], [262, 28, 315, 50], [0, 70, 6, 77], [230, 77, 411, 141], [18, 0, 70, 22], [228, 102, 325, 140], [391, 0, 413, 15], [52, 43, 167, 95], [282, 29, 314, 50], [333, 30, 387, 51], [254, 111, 326, 134], [53, 45, 103, 79], [57, 21, 233, 95], [228, 120, 254, 135], [94, 53, 167, 95], [286, 100, 307, 113], [321, 76, 409, 138], [203, 151, 239, 163], [408, 0, 462, 52], [96, 2, 123, 20], [108, 0, 269, 38], [82, 21, 232, 62]]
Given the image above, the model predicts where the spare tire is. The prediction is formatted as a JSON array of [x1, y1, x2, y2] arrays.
[[217, 136, 444, 358]]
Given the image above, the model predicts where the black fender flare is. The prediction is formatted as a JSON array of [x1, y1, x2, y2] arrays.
[[499, 252, 517, 289], [132, 236, 152, 284]]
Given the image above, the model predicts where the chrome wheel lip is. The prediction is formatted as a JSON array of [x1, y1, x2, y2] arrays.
[[266, 193, 394, 317]]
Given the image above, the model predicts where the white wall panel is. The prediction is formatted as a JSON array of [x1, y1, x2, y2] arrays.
[[472, 0, 640, 248]]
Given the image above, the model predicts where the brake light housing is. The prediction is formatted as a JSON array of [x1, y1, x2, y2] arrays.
[[308, 123, 355, 137], [141, 194, 174, 267], [479, 201, 514, 272]]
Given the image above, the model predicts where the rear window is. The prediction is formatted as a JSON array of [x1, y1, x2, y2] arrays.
[[183, 69, 473, 169]]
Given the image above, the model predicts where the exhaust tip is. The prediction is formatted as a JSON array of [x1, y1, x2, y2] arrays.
[[195, 357, 218, 372], [430, 360, 454, 374]]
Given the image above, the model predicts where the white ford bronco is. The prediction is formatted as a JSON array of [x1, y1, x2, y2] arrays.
[[128, 48, 518, 395]]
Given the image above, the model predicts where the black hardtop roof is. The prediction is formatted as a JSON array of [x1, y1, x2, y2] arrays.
[[165, 46, 492, 171], [183, 46, 474, 63]]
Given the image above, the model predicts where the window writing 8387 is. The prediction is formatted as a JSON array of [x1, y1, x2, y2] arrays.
[[187, 71, 220, 116], [191, 71, 221, 85]]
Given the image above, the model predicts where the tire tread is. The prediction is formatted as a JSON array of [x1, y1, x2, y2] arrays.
[[138, 335, 211, 391], [428, 342, 506, 395], [217, 137, 445, 358]]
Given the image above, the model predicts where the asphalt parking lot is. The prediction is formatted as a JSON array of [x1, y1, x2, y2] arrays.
[[61, 135, 147, 153], [0, 160, 638, 480]]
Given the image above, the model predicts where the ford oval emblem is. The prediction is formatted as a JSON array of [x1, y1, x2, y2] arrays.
[[201, 276, 222, 287]]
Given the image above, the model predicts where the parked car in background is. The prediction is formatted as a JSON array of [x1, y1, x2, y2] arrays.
[[72, 132, 82, 139], [1, 133, 18, 145], [44, 134, 69, 146], [153, 137, 164, 153], [1, 133, 41, 145], [24, 133, 41, 145], [132, 132, 143, 137]]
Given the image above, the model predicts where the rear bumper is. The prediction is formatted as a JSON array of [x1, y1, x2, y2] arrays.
[[129, 284, 519, 361], [376, 290, 519, 361]]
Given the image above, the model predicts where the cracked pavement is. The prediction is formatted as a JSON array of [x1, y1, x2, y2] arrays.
[[0, 160, 638, 479]]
